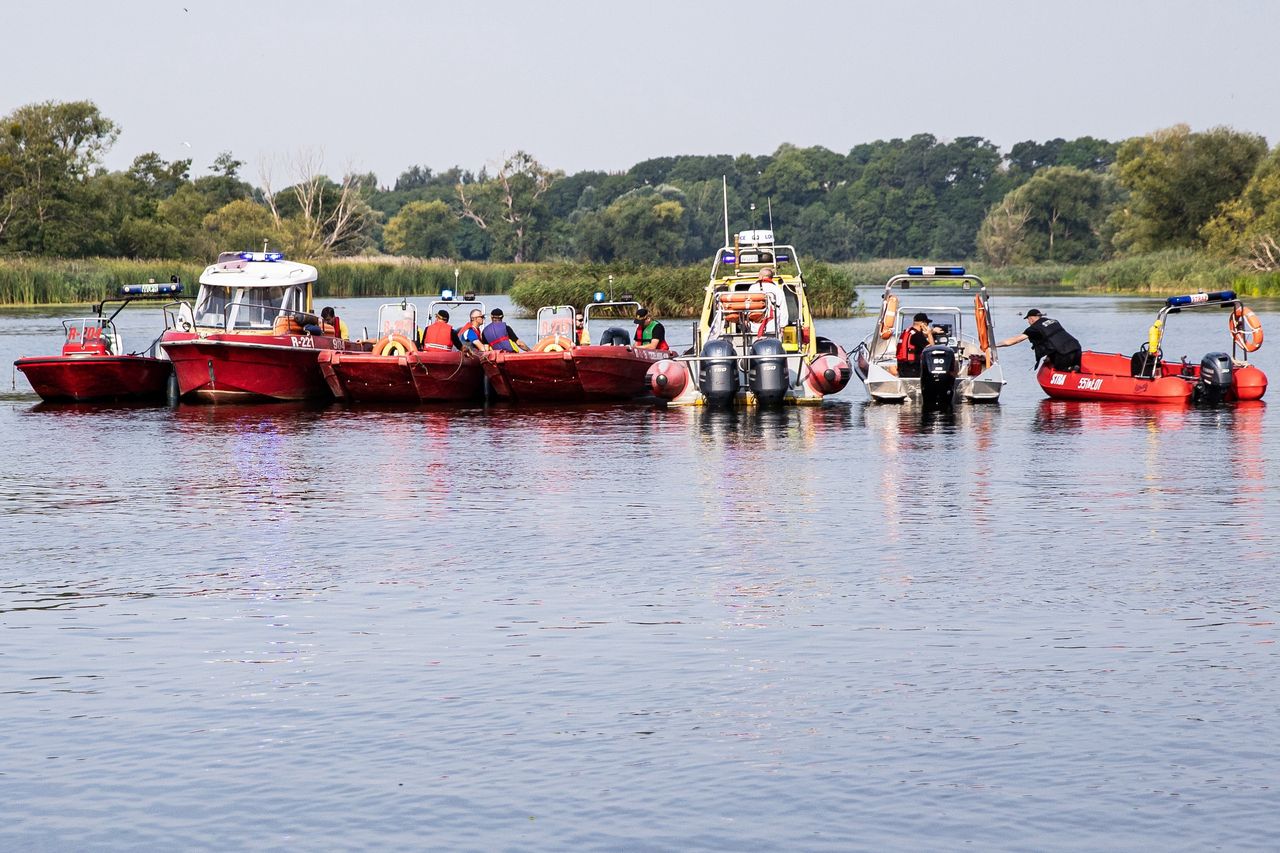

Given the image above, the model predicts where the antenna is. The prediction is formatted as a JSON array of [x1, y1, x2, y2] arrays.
[[767, 197, 774, 233], [722, 176, 730, 247]]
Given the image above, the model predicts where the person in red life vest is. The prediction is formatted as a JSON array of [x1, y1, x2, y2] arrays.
[[888, 312, 934, 377], [422, 309, 462, 349], [634, 307, 668, 351], [458, 309, 488, 350], [481, 307, 527, 352], [320, 306, 348, 339], [756, 266, 777, 285]]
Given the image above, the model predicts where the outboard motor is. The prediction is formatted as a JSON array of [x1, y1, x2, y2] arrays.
[[918, 344, 958, 411], [698, 339, 739, 406], [599, 327, 631, 346], [747, 338, 788, 405], [1192, 352, 1233, 406]]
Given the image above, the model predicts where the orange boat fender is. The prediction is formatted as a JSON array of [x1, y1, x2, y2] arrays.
[[374, 334, 418, 356], [533, 334, 571, 353], [974, 294, 990, 351], [1231, 306, 1263, 352], [880, 295, 899, 339]]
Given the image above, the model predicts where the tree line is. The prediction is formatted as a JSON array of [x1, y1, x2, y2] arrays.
[[2, 99, 1277, 273]]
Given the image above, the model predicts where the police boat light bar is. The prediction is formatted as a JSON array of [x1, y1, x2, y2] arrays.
[[120, 282, 184, 296], [440, 288, 455, 301], [906, 266, 966, 276], [238, 251, 285, 262], [1165, 290, 1236, 307]]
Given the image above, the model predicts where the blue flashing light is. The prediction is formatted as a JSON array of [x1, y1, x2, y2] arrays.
[[238, 251, 285, 262], [775, 254, 789, 262], [121, 282, 184, 296], [722, 252, 736, 264], [906, 265, 966, 276], [593, 291, 606, 303], [440, 288, 455, 301], [1165, 290, 1236, 307]]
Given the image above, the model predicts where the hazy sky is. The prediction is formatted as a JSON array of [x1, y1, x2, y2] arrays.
[[4, 0, 1277, 185]]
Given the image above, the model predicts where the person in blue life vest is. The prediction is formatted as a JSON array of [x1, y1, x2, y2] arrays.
[[457, 309, 488, 350], [421, 309, 462, 349], [633, 307, 668, 351], [887, 312, 934, 377], [481, 308, 527, 352], [997, 308, 1082, 370]]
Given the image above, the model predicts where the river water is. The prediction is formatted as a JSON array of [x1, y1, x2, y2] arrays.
[[2, 293, 1278, 850]]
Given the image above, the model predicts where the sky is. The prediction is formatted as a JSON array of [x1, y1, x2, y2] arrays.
[[4, 0, 1278, 186]]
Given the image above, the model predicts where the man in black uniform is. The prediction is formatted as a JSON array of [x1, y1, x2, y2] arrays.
[[997, 308, 1082, 370]]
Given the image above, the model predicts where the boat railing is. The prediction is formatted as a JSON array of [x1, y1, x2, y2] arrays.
[[1152, 290, 1255, 361]]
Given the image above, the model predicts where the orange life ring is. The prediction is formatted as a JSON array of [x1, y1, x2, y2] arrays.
[[533, 334, 571, 353], [879, 295, 899, 340], [974, 294, 990, 351], [721, 292, 770, 323], [374, 334, 418, 356], [1231, 306, 1263, 352]]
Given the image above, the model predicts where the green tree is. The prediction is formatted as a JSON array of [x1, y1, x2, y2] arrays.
[[456, 151, 559, 261], [573, 185, 692, 263], [1111, 124, 1267, 253], [981, 166, 1113, 263], [1202, 145, 1280, 270], [0, 99, 118, 254], [202, 199, 278, 255], [384, 199, 458, 257]]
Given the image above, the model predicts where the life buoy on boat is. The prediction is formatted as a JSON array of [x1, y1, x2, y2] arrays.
[[1231, 306, 1263, 352], [880, 295, 899, 340], [974, 294, 990, 351], [374, 334, 418, 356], [721, 292, 770, 323], [533, 334, 571, 353]]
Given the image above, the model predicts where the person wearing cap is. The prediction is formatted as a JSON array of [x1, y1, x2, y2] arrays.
[[481, 308, 526, 352], [422, 309, 462, 350], [888, 312, 935, 377], [997, 309, 1082, 370], [458, 308, 488, 351], [633, 307, 668, 351]]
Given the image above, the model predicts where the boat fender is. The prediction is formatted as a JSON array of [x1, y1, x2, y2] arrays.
[[1231, 306, 1263, 352], [973, 294, 990, 351], [1148, 320, 1163, 353], [374, 334, 418, 357], [533, 335, 570, 353], [880, 295, 898, 340]]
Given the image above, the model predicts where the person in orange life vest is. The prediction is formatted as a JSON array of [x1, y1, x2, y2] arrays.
[[458, 309, 487, 350], [320, 306, 348, 339], [887, 312, 934, 377], [634, 307, 668, 350], [422, 309, 462, 349], [481, 307, 527, 352]]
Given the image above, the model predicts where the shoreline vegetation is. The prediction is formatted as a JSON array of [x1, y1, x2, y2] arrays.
[[2, 253, 1278, 316]]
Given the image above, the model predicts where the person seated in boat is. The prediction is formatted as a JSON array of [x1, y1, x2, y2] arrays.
[[320, 306, 349, 339], [481, 308, 527, 352], [887, 313, 935, 377], [634, 308, 669, 351], [575, 313, 588, 345], [458, 309, 488, 350], [997, 308, 1082, 371], [422, 309, 463, 350]]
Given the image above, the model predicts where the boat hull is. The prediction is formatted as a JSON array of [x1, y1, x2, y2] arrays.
[[161, 332, 346, 402], [483, 346, 668, 403], [1037, 351, 1267, 403], [317, 349, 418, 403], [14, 355, 172, 402], [853, 345, 1004, 404], [408, 349, 486, 402]]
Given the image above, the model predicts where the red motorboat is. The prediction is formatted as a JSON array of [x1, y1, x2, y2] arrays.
[[14, 281, 183, 403], [319, 298, 486, 403], [160, 252, 355, 402], [481, 301, 671, 403], [1037, 290, 1267, 405]]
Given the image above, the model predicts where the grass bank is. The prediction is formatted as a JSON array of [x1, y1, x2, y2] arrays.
[[507, 261, 860, 318]]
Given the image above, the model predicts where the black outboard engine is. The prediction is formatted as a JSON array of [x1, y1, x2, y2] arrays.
[[1192, 352, 1233, 406], [699, 339, 739, 406], [599, 327, 631, 346], [918, 344, 958, 411], [747, 338, 788, 405]]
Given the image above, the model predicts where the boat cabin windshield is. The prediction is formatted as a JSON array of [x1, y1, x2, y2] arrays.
[[194, 285, 306, 330], [537, 305, 576, 340]]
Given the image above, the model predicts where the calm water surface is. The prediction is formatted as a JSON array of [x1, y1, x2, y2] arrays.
[[2, 294, 1278, 850]]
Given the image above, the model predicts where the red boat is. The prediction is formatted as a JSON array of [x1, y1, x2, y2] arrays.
[[160, 252, 355, 402], [319, 298, 485, 403], [14, 282, 182, 403], [1037, 290, 1267, 405], [481, 302, 671, 403]]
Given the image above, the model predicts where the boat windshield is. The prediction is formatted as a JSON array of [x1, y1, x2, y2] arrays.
[[195, 285, 302, 329], [193, 285, 231, 327]]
